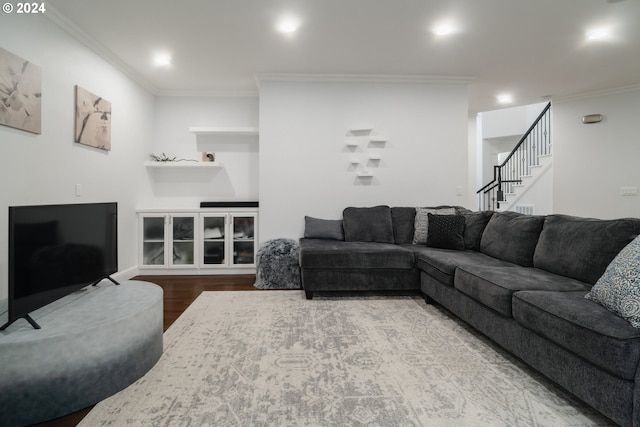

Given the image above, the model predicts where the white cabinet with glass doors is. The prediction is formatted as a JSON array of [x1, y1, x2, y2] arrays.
[[138, 208, 257, 273]]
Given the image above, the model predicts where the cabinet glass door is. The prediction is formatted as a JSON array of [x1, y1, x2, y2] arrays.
[[202, 215, 226, 266], [232, 215, 255, 265], [142, 216, 166, 266], [171, 215, 196, 267]]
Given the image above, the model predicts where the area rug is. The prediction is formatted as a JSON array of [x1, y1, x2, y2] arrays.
[[79, 291, 611, 426]]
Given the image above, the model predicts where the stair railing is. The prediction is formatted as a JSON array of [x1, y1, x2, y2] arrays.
[[477, 102, 551, 211]]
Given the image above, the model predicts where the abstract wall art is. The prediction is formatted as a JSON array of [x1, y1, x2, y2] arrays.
[[75, 85, 111, 151], [0, 47, 42, 134]]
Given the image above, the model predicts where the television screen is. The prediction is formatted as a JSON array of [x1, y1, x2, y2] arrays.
[[2, 202, 117, 330]]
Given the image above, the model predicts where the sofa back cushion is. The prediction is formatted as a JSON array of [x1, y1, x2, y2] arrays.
[[343, 205, 394, 243], [462, 211, 494, 251], [304, 216, 344, 240], [534, 214, 640, 285], [390, 207, 416, 244], [480, 211, 544, 266]]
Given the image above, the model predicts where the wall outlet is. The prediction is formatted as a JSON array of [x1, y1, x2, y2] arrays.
[[75, 183, 82, 197], [620, 187, 638, 196]]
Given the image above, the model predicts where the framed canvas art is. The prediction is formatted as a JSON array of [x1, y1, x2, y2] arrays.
[[74, 85, 111, 151], [0, 47, 42, 134]]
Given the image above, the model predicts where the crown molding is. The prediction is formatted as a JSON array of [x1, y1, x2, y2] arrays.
[[553, 83, 640, 103], [255, 73, 474, 87], [44, 3, 159, 95], [156, 90, 259, 98]]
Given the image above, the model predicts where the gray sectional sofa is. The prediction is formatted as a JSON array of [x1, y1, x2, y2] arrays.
[[298, 205, 640, 427]]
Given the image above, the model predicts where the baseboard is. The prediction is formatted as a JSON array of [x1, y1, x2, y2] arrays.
[[113, 266, 140, 282]]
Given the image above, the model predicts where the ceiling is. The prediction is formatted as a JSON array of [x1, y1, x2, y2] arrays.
[[46, 0, 640, 113]]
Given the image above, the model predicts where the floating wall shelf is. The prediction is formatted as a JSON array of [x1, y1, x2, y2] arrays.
[[345, 140, 360, 147], [356, 171, 373, 177], [368, 153, 382, 160], [144, 161, 222, 169], [349, 128, 373, 134]]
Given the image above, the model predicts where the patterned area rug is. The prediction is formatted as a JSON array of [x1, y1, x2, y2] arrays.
[[80, 291, 612, 426]]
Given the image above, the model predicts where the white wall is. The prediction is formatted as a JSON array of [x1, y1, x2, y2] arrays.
[[259, 79, 469, 241], [147, 96, 259, 208], [482, 102, 548, 139], [553, 88, 640, 218], [0, 13, 155, 301]]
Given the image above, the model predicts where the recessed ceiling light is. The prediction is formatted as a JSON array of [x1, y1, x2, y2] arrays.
[[586, 27, 611, 41], [277, 16, 300, 34], [496, 94, 513, 104], [153, 53, 172, 67], [432, 22, 456, 37]]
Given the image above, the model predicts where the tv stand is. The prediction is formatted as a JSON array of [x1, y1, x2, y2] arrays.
[[92, 275, 121, 286], [23, 313, 41, 329], [0, 313, 41, 331]]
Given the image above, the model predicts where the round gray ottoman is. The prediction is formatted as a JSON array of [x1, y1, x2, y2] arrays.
[[254, 238, 301, 289]]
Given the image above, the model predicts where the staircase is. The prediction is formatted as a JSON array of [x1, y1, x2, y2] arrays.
[[477, 102, 552, 211]]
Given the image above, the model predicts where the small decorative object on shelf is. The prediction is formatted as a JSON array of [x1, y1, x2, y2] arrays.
[[202, 152, 215, 162], [149, 153, 197, 162]]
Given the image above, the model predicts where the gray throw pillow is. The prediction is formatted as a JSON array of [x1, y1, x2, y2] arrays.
[[304, 216, 344, 240], [343, 205, 394, 243], [426, 213, 466, 250], [413, 207, 456, 245], [586, 235, 640, 327]]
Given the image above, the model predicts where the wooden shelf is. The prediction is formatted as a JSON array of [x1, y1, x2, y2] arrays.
[[189, 127, 258, 136]]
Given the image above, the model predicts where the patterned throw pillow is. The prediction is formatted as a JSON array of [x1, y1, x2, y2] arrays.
[[413, 207, 456, 245], [585, 235, 640, 327], [426, 213, 466, 250]]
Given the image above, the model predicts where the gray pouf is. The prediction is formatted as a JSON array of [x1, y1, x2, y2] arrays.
[[254, 238, 301, 289]]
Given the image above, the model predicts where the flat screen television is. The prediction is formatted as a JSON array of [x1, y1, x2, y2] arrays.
[[1, 202, 118, 330]]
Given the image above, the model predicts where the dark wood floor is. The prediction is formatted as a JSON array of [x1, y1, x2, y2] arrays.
[[31, 274, 258, 427]]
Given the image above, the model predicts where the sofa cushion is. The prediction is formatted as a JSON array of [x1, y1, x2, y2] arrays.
[[462, 211, 494, 251], [304, 216, 344, 240], [585, 235, 640, 327], [426, 213, 465, 250], [480, 211, 544, 267], [415, 248, 512, 286], [454, 265, 590, 317], [390, 207, 416, 245], [412, 207, 456, 245], [534, 214, 640, 285], [343, 206, 394, 243], [299, 239, 414, 269], [513, 290, 640, 380]]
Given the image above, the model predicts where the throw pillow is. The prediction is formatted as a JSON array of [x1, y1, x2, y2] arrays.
[[585, 235, 640, 327], [426, 213, 465, 250], [413, 207, 456, 245], [342, 205, 394, 243], [303, 216, 344, 240]]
